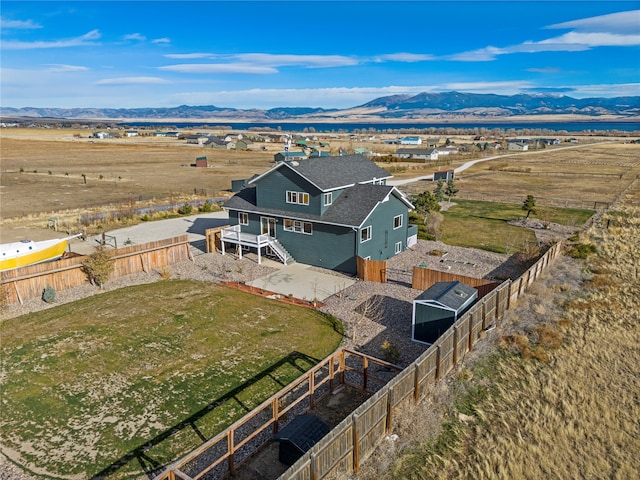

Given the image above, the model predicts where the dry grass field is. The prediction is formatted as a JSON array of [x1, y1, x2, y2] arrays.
[[354, 180, 640, 479]]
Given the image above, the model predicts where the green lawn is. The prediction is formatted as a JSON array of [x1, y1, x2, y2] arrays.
[[0, 280, 343, 479], [419, 199, 593, 254]]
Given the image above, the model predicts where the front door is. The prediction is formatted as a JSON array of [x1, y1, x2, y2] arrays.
[[261, 217, 277, 238]]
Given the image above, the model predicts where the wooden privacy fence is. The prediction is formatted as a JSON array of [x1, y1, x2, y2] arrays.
[[412, 267, 500, 297], [152, 349, 401, 480], [205, 226, 229, 253], [278, 241, 563, 480], [356, 256, 387, 283], [0, 235, 191, 304]]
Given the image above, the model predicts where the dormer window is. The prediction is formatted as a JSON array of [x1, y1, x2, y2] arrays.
[[323, 192, 333, 206], [286, 191, 309, 205]]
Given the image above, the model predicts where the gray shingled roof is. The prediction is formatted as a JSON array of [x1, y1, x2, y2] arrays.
[[252, 154, 392, 191], [223, 183, 404, 228], [415, 281, 478, 311]]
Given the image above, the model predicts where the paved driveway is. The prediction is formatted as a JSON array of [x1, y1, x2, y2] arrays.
[[70, 211, 229, 255], [246, 263, 357, 302]]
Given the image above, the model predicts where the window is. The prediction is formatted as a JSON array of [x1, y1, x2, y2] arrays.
[[360, 226, 372, 243], [323, 192, 333, 206], [286, 191, 309, 205], [283, 218, 312, 235], [395, 241, 402, 254], [393, 214, 403, 229], [238, 212, 249, 225]]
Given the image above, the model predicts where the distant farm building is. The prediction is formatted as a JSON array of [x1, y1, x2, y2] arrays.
[[412, 281, 478, 344], [195, 156, 208, 168], [433, 169, 455, 181], [235, 139, 255, 151], [124, 130, 139, 137]]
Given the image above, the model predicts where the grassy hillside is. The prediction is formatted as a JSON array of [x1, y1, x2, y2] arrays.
[[0, 280, 343, 479]]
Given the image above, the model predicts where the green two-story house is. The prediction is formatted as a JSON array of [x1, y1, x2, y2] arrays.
[[221, 154, 416, 274]]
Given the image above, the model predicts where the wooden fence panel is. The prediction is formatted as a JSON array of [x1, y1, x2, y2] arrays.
[[412, 267, 499, 296], [467, 303, 484, 350], [1, 236, 190, 305], [437, 328, 456, 379], [312, 419, 354, 479], [454, 316, 470, 364], [482, 291, 498, 329], [353, 389, 389, 467], [387, 367, 415, 408], [356, 257, 387, 283], [415, 346, 438, 400], [495, 280, 511, 321]]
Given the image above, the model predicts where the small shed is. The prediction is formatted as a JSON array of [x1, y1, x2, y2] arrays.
[[273, 414, 329, 466], [433, 169, 454, 181], [195, 156, 208, 168], [412, 281, 477, 344]]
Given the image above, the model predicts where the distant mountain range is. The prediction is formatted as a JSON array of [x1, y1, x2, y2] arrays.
[[2, 92, 639, 122]]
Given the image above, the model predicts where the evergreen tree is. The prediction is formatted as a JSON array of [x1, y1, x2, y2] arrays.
[[522, 194, 537, 218], [444, 179, 459, 202], [433, 180, 445, 202], [412, 191, 441, 224]]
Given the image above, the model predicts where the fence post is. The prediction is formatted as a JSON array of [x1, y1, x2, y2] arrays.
[[453, 326, 459, 367], [363, 356, 369, 392], [310, 452, 318, 480], [386, 387, 395, 434], [228, 429, 235, 475], [309, 372, 315, 409], [435, 345, 442, 383], [413, 363, 420, 403], [352, 413, 360, 474], [272, 397, 279, 435]]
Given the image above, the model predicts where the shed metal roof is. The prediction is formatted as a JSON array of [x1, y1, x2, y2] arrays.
[[415, 281, 478, 312]]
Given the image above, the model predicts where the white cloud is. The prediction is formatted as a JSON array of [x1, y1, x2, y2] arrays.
[[450, 10, 640, 61], [95, 76, 171, 86], [0, 17, 42, 29], [45, 64, 90, 72], [159, 63, 278, 74], [123, 33, 146, 41], [547, 10, 640, 35], [1, 29, 101, 50], [375, 53, 436, 62], [152, 38, 171, 44], [164, 53, 214, 59]]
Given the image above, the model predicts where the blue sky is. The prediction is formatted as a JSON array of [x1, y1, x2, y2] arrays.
[[1, 1, 639, 109]]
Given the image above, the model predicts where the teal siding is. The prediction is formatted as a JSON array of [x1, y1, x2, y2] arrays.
[[320, 188, 345, 215], [357, 195, 409, 261], [279, 222, 356, 273], [255, 167, 322, 215]]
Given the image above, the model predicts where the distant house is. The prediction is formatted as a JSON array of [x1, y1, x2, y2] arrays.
[[186, 134, 210, 145], [93, 131, 111, 139], [236, 139, 255, 151], [354, 147, 369, 155], [309, 149, 331, 157], [384, 139, 401, 145], [195, 156, 208, 168], [124, 130, 139, 137], [401, 136, 422, 145], [221, 154, 415, 274], [204, 136, 228, 148], [507, 142, 529, 151], [274, 151, 308, 162], [426, 138, 440, 148], [435, 146, 459, 156], [395, 148, 439, 161]]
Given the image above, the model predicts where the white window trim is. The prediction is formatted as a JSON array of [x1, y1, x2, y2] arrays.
[[360, 225, 372, 243], [238, 212, 249, 225], [284, 218, 313, 235], [323, 192, 333, 206], [395, 241, 402, 254], [286, 190, 309, 205], [393, 214, 403, 230]]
